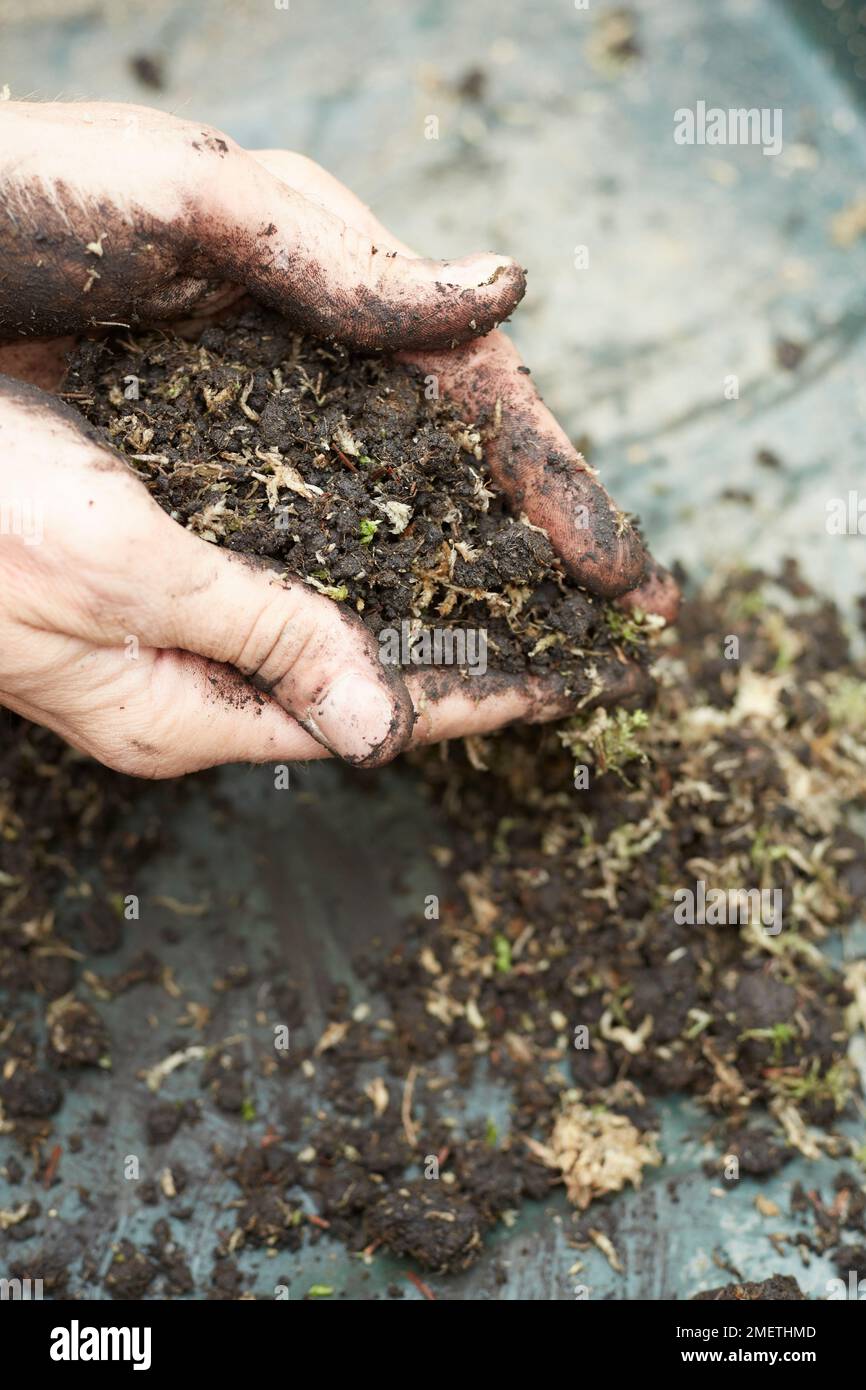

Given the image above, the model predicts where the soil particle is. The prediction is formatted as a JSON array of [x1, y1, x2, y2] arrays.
[[129, 54, 166, 91], [46, 997, 109, 1068], [234, 1191, 304, 1251], [725, 1128, 793, 1178], [0, 1068, 63, 1118], [103, 1238, 159, 1300], [774, 338, 807, 371], [148, 1218, 194, 1295], [10, 1235, 79, 1295], [209, 1257, 246, 1300], [202, 1044, 248, 1113], [146, 1101, 183, 1145], [693, 1274, 807, 1301], [364, 1182, 485, 1273], [30, 953, 76, 999]]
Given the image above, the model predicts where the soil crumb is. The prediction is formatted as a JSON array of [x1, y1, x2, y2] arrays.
[[693, 1274, 806, 1301]]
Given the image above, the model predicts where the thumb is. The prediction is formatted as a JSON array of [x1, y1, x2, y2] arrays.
[[5, 382, 414, 769], [94, 509, 415, 767], [163, 542, 415, 767], [200, 154, 526, 351]]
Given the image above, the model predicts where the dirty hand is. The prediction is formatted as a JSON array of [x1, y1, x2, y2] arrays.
[[0, 379, 422, 773], [0, 101, 671, 777], [247, 150, 680, 619]]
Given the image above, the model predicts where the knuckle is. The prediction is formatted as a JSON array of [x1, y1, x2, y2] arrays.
[[232, 599, 297, 683], [235, 582, 367, 702]]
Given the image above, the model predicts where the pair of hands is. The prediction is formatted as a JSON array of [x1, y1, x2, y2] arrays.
[[0, 101, 677, 776]]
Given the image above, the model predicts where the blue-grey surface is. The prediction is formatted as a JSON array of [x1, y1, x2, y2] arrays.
[[3, 0, 866, 605], [1, 0, 865, 1301]]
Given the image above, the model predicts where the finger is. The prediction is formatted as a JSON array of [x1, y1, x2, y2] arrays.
[[0, 643, 326, 778], [143, 651, 327, 774], [1, 380, 414, 769], [201, 151, 526, 352], [0, 338, 75, 391], [407, 657, 652, 745], [250, 151, 668, 609], [616, 558, 681, 625], [403, 335, 648, 598], [134, 534, 417, 769]]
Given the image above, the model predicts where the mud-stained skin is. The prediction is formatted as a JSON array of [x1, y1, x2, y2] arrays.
[[0, 185, 209, 338], [199, 663, 268, 716], [0, 179, 215, 336], [0, 100, 675, 772], [408, 652, 653, 745], [423, 343, 680, 622], [297, 601, 416, 768], [0, 185, 524, 350], [0, 370, 129, 452], [209, 227, 526, 354], [0, 102, 526, 350], [0, 100, 676, 623], [616, 556, 681, 625], [403, 336, 650, 599]]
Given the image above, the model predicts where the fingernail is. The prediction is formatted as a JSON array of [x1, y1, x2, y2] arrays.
[[446, 254, 516, 290], [310, 672, 396, 764]]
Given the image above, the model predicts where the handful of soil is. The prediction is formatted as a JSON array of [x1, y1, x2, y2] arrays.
[[64, 305, 655, 706]]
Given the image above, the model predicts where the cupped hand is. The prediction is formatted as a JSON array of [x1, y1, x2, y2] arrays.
[[0, 382, 647, 776], [0, 101, 673, 777], [247, 149, 680, 620], [0, 102, 523, 349]]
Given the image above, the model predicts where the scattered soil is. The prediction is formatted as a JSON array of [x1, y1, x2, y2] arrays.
[[274, 563, 866, 1273], [693, 1274, 806, 1301], [0, 724, 161, 1133], [786, 1169, 866, 1277], [707, 1127, 793, 1179], [2, 561, 864, 1294], [103, 1237, 158, 1300], [2, 308, 866, 1298], [364, 1183, 484, 1272]]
